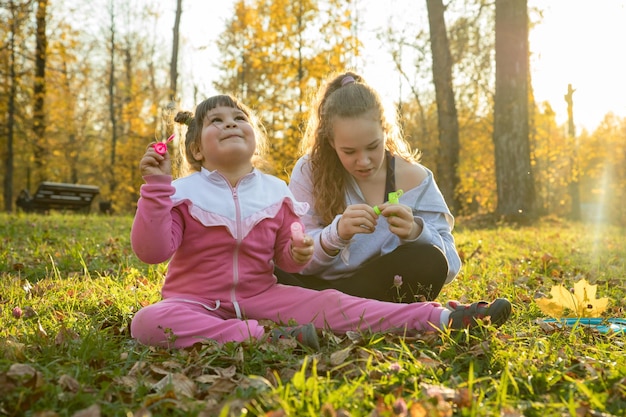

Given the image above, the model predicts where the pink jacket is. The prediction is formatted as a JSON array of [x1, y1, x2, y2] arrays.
[[131, 169, 309, 316]]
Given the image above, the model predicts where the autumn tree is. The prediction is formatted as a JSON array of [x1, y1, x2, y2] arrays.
[[213, 0, 360, 180], [531, 101, 570, 216], [3, 0, 115, 212], [379, 10, 439, 174], [29, 1, 128, 192], [45, 20, 100, 186], [564, 83, 580, 219], [32, 0, 48, 185], [493, 0, 534, 220], [383, 0, 496, 216], [577, 114, 626, 225], [449, 1, 497, 215], [1, 0, 34, 212], [169, 0, 181, 104], [96, 0, 170, 212], [101, 0, 119, 208], [2, 0, 621, 222], [0, 0, 172, 212], [426, 0, 460, 213]]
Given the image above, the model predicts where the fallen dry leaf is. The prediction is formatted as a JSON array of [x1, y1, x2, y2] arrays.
[[71, 404, 101, 417], [6, 363, 37, 382], [329, 347, 353, 366], [535, 279, 609, 318], [416, 352, 442, 369], [151, 373, 196, 398], [58, 374, 81, 393]]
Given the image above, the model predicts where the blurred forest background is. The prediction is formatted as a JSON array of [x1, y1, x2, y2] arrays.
[[1, 0, 625, 224]]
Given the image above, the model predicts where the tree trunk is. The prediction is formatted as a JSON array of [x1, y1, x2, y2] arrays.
[[565, 84, 581, 220], [4, 1, 19, 212], [33, 0, 48, 184], [108, 1, 118, 197], [426, 0, 460, 213], [493, 0, 534, 221], [170, 0, 182, 103]]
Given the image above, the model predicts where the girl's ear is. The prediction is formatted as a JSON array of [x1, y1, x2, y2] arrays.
[[190, 142, 203, 162]]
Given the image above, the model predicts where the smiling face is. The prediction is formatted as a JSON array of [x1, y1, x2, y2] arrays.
[[193, 105, 256, 171], [331, 111, 386, 182]]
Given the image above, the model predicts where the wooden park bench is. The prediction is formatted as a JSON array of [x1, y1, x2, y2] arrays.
[[16, 182, 100, 213]]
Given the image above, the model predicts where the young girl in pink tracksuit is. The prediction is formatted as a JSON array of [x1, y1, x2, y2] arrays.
[[129, 94, 512, 349]]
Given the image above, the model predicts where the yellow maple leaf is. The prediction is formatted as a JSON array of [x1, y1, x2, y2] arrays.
[[536, 279, 610, 318]]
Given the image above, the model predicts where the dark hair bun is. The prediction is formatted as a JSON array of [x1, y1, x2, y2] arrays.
[[174, 111, 194, 126]]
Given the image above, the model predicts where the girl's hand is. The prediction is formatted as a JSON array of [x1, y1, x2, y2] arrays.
[[140, 144, 172, 177], [377, 203, 422, 240], [291, 234, 314, 264], [337, 204, 379, 240]]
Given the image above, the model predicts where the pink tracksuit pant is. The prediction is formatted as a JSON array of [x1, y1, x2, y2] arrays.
[[131, 284, 445, 348]]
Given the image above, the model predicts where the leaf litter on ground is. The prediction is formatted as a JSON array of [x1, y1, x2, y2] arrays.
[[1, 213, 626, 416]]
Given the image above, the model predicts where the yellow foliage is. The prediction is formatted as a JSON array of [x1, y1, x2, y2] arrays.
[[535, 279, 609, 318]]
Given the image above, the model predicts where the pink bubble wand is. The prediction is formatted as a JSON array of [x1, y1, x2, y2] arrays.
[[153, 134, 176, 155], [291, 222, 305, 247]]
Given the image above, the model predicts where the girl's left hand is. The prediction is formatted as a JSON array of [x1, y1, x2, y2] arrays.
[[291, 235, 314, 264], [377, 203, 422, 240]]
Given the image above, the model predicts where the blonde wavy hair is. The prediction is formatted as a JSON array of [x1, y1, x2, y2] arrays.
[[299, 71, 421, 225]]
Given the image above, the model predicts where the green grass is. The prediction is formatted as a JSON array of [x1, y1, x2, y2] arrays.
[[1, 213, 625, 416]]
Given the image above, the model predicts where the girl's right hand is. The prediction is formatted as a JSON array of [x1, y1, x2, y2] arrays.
[[139, 144, 172, 177], [337, 204, 379, 240]]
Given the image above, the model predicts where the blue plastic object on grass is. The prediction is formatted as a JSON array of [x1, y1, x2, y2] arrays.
[[542, 318, 626, 334]]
